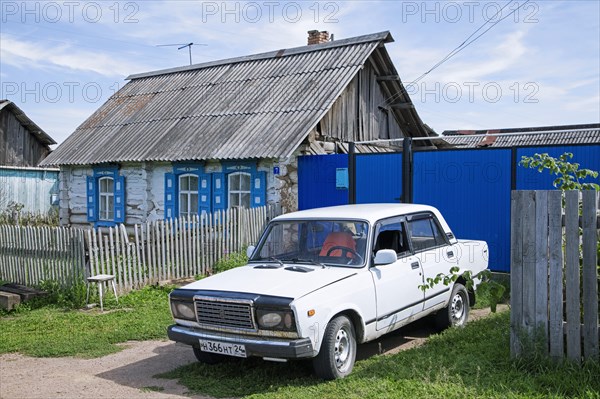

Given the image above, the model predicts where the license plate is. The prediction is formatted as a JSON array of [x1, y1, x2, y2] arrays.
[[199, 340, 247, 358]]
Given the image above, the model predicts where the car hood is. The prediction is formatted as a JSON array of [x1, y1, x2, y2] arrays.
[[180, 263, 359, 300]]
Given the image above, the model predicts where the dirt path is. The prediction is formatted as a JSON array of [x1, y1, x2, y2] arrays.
[[0, 340, 206, 399], [0, 305, 508, 399]]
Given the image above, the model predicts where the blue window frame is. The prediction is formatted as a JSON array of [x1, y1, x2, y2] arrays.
[[164, 161, 267, 220], [87, 166, 125, 227]]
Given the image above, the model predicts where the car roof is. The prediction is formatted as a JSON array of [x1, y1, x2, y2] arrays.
[[272, 203, 440, 224]]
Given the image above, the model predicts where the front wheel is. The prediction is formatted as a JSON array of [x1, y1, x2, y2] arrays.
[[312, 315, 357, 380], [435, 283, 469, 330]]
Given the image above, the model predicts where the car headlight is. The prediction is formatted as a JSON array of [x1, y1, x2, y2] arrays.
[[171, 300, 196, 320], [256, 308, 295, 331]]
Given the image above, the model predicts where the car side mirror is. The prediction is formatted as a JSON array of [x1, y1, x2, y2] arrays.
[[246, 246, 256, 259], [373, 249, 397, 266]]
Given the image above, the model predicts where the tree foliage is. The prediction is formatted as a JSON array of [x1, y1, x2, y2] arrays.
[[519, 152, 599, 191]]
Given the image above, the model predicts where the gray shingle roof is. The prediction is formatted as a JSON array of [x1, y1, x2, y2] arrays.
[[442, 124, 600, 148], [42, 32, 408, 166]]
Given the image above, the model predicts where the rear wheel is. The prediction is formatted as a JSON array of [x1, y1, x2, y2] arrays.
[[435, 283, 469, 330], [312, 315, 356, 380], [192, 346, 228, 364]]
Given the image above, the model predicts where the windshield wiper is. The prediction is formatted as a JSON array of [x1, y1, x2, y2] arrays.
[[268, 257, 284, 267], [282, 258, 327, 269]]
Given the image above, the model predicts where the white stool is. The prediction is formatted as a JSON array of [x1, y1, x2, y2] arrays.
[[86, 274, 118, 312]]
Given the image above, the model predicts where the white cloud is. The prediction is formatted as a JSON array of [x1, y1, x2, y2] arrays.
[[1, 35, 149, 77]]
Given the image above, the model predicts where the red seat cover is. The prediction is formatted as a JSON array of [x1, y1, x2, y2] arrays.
[[319, 232, 356, 258]]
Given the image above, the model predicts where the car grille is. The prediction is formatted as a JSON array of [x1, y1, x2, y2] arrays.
[[195, 298, 255, 330]]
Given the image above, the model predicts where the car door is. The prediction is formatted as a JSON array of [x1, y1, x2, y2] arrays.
[[370, 217, 425, 332], [407, 213, 459, 312]]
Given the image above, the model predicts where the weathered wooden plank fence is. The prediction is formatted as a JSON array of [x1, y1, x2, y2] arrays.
[[510, 190, 599, 363], [87, 205, 278, 293], [0, 205, 278, 293], [0, 225, 86, 286]]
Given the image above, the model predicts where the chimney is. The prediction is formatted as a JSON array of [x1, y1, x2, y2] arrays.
[[307, 30, 330, 45]]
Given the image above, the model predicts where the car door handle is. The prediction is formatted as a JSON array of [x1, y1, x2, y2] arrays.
[[447, 251, 454, 258], [411, 262, 420, 269]]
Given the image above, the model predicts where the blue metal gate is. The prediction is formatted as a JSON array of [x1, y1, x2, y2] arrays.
[[298, 154, 348, 210], [355, 153, 403, 203], [413, 149, 512, 272]]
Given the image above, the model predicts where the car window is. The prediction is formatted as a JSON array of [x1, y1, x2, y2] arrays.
[[253, 220, 369, 268], [373, 218, 409, 256], [407, 216, 446, 252]]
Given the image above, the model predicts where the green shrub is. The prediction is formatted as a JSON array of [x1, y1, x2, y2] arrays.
[[212, 249, 248, 274]]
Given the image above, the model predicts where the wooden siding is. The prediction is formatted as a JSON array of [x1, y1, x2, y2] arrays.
[[0, 167, 59, 214], [320, 62, 403, 143], [0, 108, 51, 167]]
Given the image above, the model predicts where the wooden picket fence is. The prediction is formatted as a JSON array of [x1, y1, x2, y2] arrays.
[[86, 205, 279, 293], [510, 190, 599, 363], [0, 224, 86, 287], [0, 205, 279, 293]]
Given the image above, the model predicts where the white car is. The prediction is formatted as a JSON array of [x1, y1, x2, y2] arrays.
[[168, 204, 488, 379]]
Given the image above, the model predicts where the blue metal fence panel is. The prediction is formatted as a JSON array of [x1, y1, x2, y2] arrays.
[[517, 145, 600, 190], [298, 154, 348, 210], [297, 144, 599, 272], [413, 149, 512, 272], [356, 153, 403, 203]]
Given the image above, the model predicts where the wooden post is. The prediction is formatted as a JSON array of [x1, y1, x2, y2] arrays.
[[547, 191, 564, 358], [564, 191, 581, 363], [133, 224, 141, 288], [522, 191, 537, 340], [348, 142, 356, 204], [534, 190, 549, 350], [510, 190, 524, 357], [581, 190, 599, 360]]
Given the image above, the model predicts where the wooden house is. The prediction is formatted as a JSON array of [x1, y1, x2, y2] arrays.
[[0, 100, 55, 167], [41, 30, 433, 228]]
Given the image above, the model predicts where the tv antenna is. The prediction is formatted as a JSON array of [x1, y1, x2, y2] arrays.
[[156, 42, 207, 65]]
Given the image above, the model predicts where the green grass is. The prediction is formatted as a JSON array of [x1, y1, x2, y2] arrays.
[[0, 286, 173, 358], [158, 311, 600, 399]]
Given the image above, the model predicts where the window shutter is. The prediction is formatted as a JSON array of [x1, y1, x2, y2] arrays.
[[164, 173, 176, 220], [114, 175, 126, 223], [212, 173, 226, 211], [251, 171, 266, 208], [199, 173, 211, 215], [86, 176, 97, 222]]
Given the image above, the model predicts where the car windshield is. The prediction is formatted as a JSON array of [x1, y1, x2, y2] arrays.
[[250, 220, 369, 268]]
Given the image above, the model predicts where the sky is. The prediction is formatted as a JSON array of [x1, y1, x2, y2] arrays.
[[1, 0, 599, 148]]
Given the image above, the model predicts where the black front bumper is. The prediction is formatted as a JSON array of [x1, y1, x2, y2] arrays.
[[167, 324, 315, 359]]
